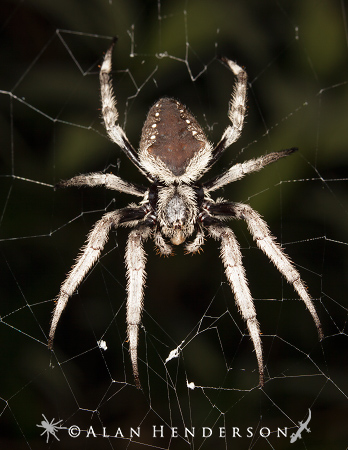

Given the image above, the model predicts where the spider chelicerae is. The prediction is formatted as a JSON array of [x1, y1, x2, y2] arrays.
[[48, 38, 323, 388]]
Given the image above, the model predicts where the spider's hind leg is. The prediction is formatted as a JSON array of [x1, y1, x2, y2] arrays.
[[100, 39, 152, 180], [209, 56, 248, 166]]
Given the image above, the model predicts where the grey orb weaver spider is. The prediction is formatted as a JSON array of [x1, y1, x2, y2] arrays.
[[48, 39, 323, 388]]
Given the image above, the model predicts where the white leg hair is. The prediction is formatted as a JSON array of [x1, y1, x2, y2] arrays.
[[125, 226, 151, 388], [208, 223, 264, 386], [100, 40, 150, 179], [48, 211, 121, 348], [219, 57, 247, 149], [233, 202, 323, 339], [100, 42, 127, 149], [58, 172, 145, 197], [205, 149, 296, 193]]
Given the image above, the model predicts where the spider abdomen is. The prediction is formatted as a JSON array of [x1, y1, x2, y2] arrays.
[[139, 98, 213, 183]]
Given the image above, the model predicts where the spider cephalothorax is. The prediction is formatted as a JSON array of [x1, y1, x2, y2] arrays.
[[48, 39, 323, 388]]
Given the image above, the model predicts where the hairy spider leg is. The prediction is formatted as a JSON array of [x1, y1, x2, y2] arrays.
[[100, 38, 153, 181], [204, 148, 297, 193], [209, 57, 248, 167], [125, 225, 152, 388], [48, 208, 148, 370], [208, 223, 264, 385]]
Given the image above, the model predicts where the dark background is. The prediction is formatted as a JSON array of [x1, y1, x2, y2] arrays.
[[0, 0, 348, 448]]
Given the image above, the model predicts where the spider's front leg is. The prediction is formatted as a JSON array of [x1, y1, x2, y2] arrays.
[[207, 221, 264, 386], [206, 200, 323, 339], [125, 225, 151, 389], [233, 202, 323, 339], [48, 207, 148, 373]]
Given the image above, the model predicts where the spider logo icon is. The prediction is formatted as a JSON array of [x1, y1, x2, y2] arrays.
[[36, 414, 63, 443]]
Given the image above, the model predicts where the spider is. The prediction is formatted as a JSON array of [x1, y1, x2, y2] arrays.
[[48, 38, 323, 388], [36, 414, 63, 443]]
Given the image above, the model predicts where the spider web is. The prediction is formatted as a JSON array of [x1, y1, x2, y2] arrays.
[[1, 0, 348, 448]]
